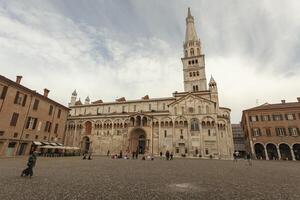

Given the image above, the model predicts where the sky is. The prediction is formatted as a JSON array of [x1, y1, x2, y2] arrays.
[[0, 0, 300, 123]]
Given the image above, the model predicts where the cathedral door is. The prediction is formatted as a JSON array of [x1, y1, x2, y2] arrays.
[[130, 128, 146, 154]]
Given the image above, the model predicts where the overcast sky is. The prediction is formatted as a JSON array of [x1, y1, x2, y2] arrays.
[[0, 0, 300, 123]]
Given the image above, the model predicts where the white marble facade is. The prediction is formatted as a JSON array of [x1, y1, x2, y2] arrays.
[[65, 8, 234, 159]]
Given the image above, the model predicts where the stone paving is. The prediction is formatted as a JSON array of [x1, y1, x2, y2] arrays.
[[0, 156, 300, 200]]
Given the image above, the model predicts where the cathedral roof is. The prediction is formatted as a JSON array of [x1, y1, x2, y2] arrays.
[[75, 99, 83, 106]]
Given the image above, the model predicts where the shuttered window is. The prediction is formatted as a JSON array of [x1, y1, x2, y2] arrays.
[[10, 113, 19, 126]]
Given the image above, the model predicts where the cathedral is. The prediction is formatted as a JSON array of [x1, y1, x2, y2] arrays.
[[65, 8, 234, 159]]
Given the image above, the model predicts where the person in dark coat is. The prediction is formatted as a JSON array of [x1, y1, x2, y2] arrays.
[[159, 151, 163, 159], [165, 150, 170, 160], [21, 152, 37, 178], [170, 152, 173, 160]]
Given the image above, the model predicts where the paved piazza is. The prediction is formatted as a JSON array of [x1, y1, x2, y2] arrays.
[[0, 157, 300, 200]]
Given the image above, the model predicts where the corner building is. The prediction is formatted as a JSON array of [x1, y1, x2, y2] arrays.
[[65, 8, 234, 159], [241, 99, 300, 160], [0, 75, 69, 157]]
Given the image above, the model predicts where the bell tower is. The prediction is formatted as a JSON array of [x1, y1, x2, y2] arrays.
[[181, 8, 207, 92]]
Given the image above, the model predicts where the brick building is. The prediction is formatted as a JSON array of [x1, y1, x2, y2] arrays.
[[231, 124, 246, 157], [241, 98, 300, 161], [0, 75, 69, 157]]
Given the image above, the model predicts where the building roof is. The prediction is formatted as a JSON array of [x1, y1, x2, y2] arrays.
[[0, 74, 69, 110], [244, 101, 300, 111]]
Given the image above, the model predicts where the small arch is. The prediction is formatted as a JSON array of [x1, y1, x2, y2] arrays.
[[254, 143, 266, 160], [279, 143, 292, 160]]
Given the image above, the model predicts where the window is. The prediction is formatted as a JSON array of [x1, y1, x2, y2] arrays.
[[191, 119, 199, 131], [0, 131, 4, 136], [33, 99, 39, 110], [288, 127, 299, 136], [275, 127, 286, 136], [195, 59, 198, 64], [0, 85, 8, 100], [265, 128, 272, 136], [249, 116, 258, 122], [188, 61, 191, 65], [189, 72, 192, 77], [252, 128, 261, 137], [57, 109, 61, 118], [54, 123, 59, 134], [13, 133, 18, 138], [44, 121, 52, 133], [14, 91, 27, 106], [196, 71, 199, 76], [285, 114, 296, 120], [190, 48, 194, 56], [10, 113, 19, 126], [25, 117, 38, 130], [261, 115, 270, 121], [176, 148, 179, 153], [49, 105, 53, 115], [164, 130, 167, 138], [188, 107, 194, 113], [180, 134, 183, 139], [193, 72, 196, 76], [273, 114, 283, 121]]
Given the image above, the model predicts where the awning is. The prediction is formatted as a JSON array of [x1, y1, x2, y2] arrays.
[[40, 145, 57, 149], [32, 141, 42, 146], [42, 142, 51, 145]]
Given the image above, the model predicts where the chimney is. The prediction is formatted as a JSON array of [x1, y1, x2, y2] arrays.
[[43, 88, 50, 97], [16, 76, 22, 84], [281, 100, 286, 104], [297, 97, 300, 102]]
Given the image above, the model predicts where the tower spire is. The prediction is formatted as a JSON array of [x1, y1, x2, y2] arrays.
[[185, 7, 198, 42]]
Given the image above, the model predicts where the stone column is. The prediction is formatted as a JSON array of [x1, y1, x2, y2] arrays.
[[277, 145, 281, 160], [291, 146, 296, 161], [264, 145, 269, 160]]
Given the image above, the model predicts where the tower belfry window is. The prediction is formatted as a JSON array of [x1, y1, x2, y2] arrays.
[[190, 48, 194, 56]]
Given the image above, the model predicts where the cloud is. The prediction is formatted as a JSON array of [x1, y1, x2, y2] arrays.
[[0, 0, 300, 123]]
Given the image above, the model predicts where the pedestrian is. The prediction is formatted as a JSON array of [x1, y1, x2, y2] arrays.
[[21, 152, 37, 178], [246, 152, 252, 166], [107, 150, 110, 157], [119, 150, 123, 159], [160, 151, 163, 159], [88, 151, 92, 160], [234, 151, 239, 162], [170, 152, 173, 160], [165, 150, 170, 160], [132, 151, 135, 159], [135, 151, 138, 159], [82, 151, 87, 160]]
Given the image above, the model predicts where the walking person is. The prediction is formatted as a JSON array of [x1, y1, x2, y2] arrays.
[[246, 152, 252, 166], [107, 150, 110, 157], [234, 151, 239, 162], [165, 150, 170, 160], [21, 152, 37, 178], [170, 152, 173, 160], [159, 151, 163, 159]]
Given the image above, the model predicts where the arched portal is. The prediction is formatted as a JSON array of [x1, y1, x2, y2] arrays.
[[82, 136, 90, 153], [293, 144, 300, 160], [130, 128, 146, 154], [279, 143, 292, 160], [254, 143, 265, 160], [266, 143, 279, 160]]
